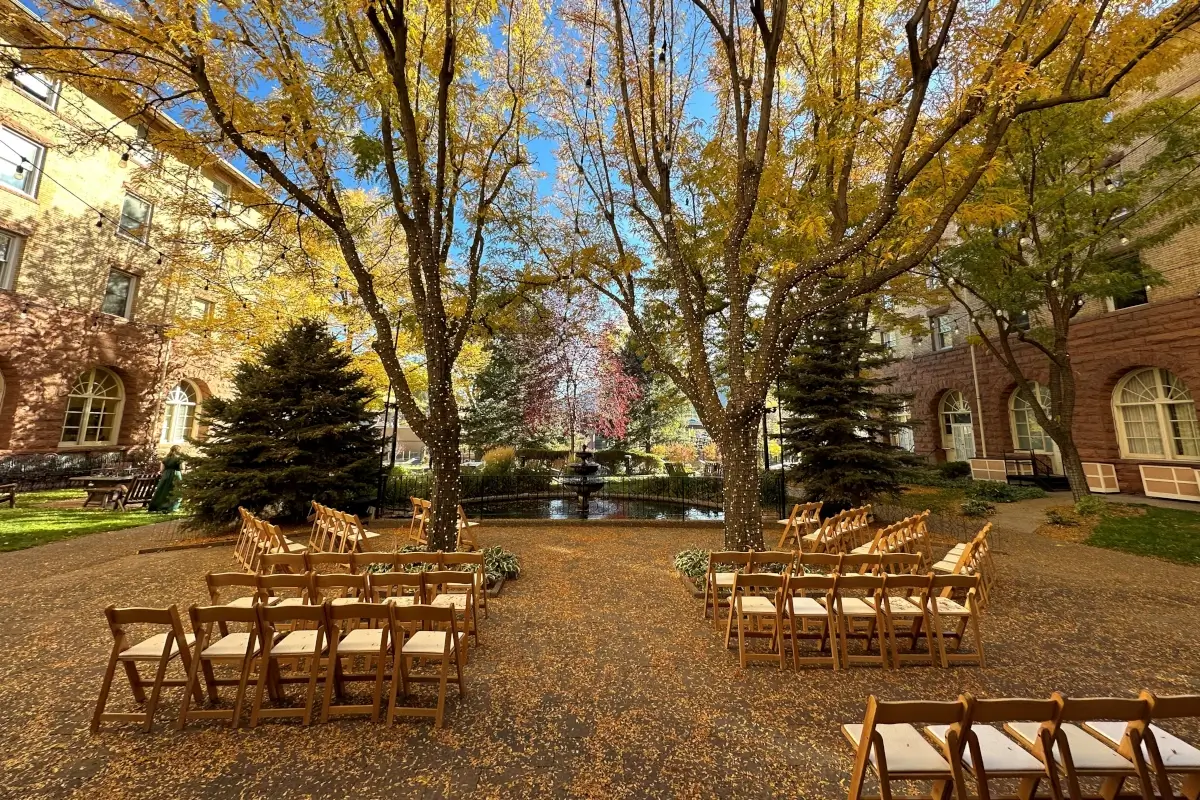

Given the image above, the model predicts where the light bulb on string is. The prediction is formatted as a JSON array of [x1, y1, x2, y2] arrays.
[[120, 151, 130, 163], [14, 158, 24, 178], [1119, 233, 1130, 245], [95, 215, 104, 228]]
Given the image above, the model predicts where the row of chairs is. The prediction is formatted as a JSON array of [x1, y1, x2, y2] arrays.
[[806, 505, 875, 553], [233, 508, 306, 572], [409, 498, 480, 551], [724, 567, 985, 671], [212, 559, 486, 639], [309, 501, 381, 553], [935, 523, 998, 607], [845, 691, 1200, 800], [92, 599, 469, 733], [852, 510, 934, 566], [777, 501, 824, 548]]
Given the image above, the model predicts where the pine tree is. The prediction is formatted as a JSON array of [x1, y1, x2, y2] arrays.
[[184, 319, 380, 527], [778, 293, 916, 511], [462, 341, 531, 452]]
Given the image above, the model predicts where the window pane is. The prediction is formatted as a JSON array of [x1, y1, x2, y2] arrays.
[[1120, 404, 1164, 456], [1167, 402, 1200, 457], [0, 128, 41, 194], [13, 69, 55, 104], [101, 271, 133, 316], [119, 195, 151, 240], [60, 397, 86, 443], [211, 179, 231, 210]]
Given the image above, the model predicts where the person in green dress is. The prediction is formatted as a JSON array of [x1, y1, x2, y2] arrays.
[[148, 445, 184, 513]]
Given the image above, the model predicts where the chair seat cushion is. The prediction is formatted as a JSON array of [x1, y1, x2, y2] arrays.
[[713, 572, 737, 588], [403, 630, 464, 656], [788, 596, 830, 617], [877, 597, 925, 616], [337, 628, 387, 655], [330, 597, 359, 606], [1006, 723, 1134, 772], [932, 597, 970, 616], [850, 543, 876, 555], [271, 630, 326, 657], [201, 632, 258, 659], [927, 724, 1043, 775], [739, 596, 777, 615], [932, 561, 957, 574], [837, 597, 879, 617], [274, 597, 308, 607], [225, 595, 261, 608], [842, 723, 952, 775], [432, 594, 469, 610], [1085, 721, 1200, 770], [382, 595, 417, 606], [120, 632, 196, 660]]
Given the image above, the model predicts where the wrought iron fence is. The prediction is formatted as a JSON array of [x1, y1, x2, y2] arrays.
[[0, 450, 159, 491], [379, 471, 730, 520]]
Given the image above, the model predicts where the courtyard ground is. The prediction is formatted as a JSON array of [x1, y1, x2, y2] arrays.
[[1, 519, 1198, 799]]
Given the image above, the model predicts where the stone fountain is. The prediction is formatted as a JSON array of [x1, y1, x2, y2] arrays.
[[560, 445, 606, 518]]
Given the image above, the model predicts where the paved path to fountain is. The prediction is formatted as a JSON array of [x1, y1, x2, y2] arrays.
[[2, 522, 1198, 798]]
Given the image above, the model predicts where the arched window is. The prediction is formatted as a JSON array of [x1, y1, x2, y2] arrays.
[[1113, 368, 1200, 460], [160, 380, 199, 444], [60, 368, 124, 446], [939, 391, 975, 461], [1010, 384, 1054, 452]]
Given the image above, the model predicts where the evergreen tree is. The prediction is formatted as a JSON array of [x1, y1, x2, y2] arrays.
[[779, 292, 916, 511], [184, 320, 380, 527], [462, 342, 531, 452]]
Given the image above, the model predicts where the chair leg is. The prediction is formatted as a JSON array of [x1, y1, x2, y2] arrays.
[[435, 653, 450, 728], [250, 654, 271, 727], [455, 643, 466, 695], [176, 648, 205, 731], [142, 654, 173, 733], [91, 647, 122, 732], [302, 646, 322, 726], [736, 608, 747, 668], [320, 648, 339, 724]]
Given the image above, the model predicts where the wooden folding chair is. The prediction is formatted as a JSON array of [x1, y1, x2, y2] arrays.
[[926, 696, 1060, 800], [313, 571, 370, 609], [928, 574, 986, 668], [776, 503, 803, 549], [831, 574, 889, 669], [394, 551, 440, 571], [425, 568, 480, 649], [177, 604, 261, 730], [748, 550, 794, 573], [703, 550, 753, 625], [259, 552, 307, 574], [798, 552, 844, 574], [322, 601, 395, 723], [880, 553, 923, 576], [348, 551, 394, 574], [457, 505, 480, 551], [782, 572, 839, 670], [335, 509, 382, 553], [234, 507, 257, 570], [388, 604, 466, 728], [257, 572, 313, 609], [1005, 694, 1155, 800], [408, 497, 430, 546], [307, 501, 326, 551], [441, 550, 488, 622], [250, 602, 329, 726], [839, 553, 884, 576], [92, 605, 198, 732], [207, 571, 265, 609], [367, 571, 426, 610], [935, 524, 989, 575], [307, 552, 355, 574], [875, 573, 937, 668], [725, 572, 787, 669], [1122, 692, 1200, 800], [263, 519, 308, 558], [843, 695, 970, 800]]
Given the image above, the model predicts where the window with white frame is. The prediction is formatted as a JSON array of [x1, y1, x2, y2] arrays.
[[60, 367, 124, 446], [160, 380, 199, 443], [930, 314, 955, 351], [118, 193, 152, 242], [210, 178, 231, 211], [191, 297, 215, 320], [0, 230, 23, 290], [891, 403, 915, 452], [11, 67, 59, 109], [1009, 310, 1031, 331], [100, 268, 136, 318], [1112, 368, 1200, 461], [880, 329, 897, 352], [1010, 384, 1054, 452], [0, 127, 44, 196]]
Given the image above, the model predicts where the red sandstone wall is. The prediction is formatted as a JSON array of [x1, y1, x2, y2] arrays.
[[884, 296, 1200, 495]]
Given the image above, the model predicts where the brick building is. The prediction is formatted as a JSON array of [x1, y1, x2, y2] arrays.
[[881, 59, 1200, 502], [0, 0, 264, 467]]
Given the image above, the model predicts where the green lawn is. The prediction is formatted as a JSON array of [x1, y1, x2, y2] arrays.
[[893, 485, 968, 515], [1086, 505, 1200, 565], [0, 489, 185, 552]]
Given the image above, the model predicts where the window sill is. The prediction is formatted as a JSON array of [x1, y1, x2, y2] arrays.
[[56, 442, 120, 450], [0, 182, 38, 203], [1119, 455, 1200, 465]]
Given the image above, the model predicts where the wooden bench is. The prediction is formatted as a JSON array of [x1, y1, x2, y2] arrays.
[[0, 482, 15, 508], [111, 475, 159, 510]]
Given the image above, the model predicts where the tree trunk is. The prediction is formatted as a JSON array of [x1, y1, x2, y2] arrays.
[[427, 437, 462, 552], [1056, 434, 1090, 503], [719, 423, 764, 551]]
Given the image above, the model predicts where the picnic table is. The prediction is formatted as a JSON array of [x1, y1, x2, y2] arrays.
[[70, 475, 136, 508]]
